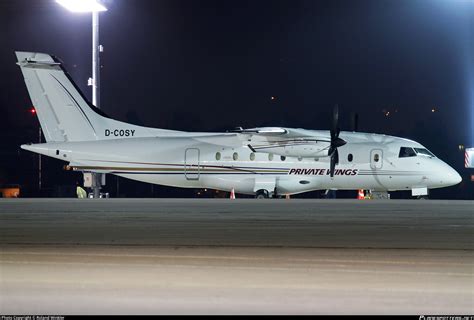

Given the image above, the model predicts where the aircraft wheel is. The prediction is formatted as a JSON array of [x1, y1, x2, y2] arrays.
[[255, 189, 269, 199]]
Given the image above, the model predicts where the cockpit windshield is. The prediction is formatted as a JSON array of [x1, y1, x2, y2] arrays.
[[414, 148, 435, 157], [399, 147, 416, 158], [399, 147, 436, 158]]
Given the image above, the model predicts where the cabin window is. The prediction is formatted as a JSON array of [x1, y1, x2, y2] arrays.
[[348, 154, 353, 162], [399, 147, 416, 158], [250, 153, 256, 161], [280, 155, 286, 161], [374, 154, 380, 162], [268, 153, 274, 161], [298, 156, 303, 161], [233, 152, 239, 161], [215, 152, 221, 161]]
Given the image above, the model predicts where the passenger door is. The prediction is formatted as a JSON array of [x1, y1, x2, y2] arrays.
[[184, 148, 200, 180], [370, 149, 383, 170]]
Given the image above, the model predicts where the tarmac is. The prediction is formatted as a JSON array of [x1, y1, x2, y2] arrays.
[[0, 199, 473, 314]]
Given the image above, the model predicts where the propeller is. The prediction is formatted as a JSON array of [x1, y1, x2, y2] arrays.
[[350, 112, 359, 132], [328, 104, 347, 178]]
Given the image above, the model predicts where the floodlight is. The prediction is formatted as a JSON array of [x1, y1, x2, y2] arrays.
[[56, 0, 107, 13]]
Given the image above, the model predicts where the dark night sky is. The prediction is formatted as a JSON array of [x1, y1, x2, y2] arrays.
[[0, 0, 473, 198]]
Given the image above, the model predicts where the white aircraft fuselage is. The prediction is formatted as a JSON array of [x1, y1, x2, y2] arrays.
[[23, 131, 461, 196], [16, 51, 462, 197]]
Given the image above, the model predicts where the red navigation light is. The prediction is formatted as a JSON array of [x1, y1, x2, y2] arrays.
[[30, 107, 36, 114]]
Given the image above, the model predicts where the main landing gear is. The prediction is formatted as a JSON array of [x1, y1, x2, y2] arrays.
[[255, 189, 270, 199], [255, 188, 284, 199]]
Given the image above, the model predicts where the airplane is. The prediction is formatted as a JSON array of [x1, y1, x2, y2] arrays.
[[16, 51, 462, 198]]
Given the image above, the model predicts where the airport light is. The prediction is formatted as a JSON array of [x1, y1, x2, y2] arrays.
[[56, 0, 106, 108], [56, 0, 107, 13], [56, 0, 107, 198]]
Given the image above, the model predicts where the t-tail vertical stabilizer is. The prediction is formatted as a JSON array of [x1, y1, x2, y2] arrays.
[[16, 51, 179, 142]]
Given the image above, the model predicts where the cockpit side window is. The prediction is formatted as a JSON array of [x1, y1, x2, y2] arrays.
[[399, 147, 416, 158], [414, 148, 435, 157]]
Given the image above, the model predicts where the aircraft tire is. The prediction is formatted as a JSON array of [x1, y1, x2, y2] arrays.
[[255, 189, 269, 199]]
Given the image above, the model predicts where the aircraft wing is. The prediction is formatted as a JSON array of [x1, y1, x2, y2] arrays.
[[227, 127, 333, 158], [228, 127, 318, 139], [192, 133, 247, 147], [161, 128, 329, 150], [163, 129, 335, 158]]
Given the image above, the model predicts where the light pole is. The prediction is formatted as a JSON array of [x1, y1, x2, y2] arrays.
[[29, 108, 42, 192], [92, 11, 101, 108], [56, 0, 107, 198]]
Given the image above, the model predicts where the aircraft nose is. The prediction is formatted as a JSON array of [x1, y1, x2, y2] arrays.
[[442, 165, 462, 187], [430, 161, 462, 188], [449, 169, 462, 186]]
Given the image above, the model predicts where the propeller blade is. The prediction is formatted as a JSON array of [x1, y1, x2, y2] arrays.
[[332, 104, 339, 137], [328, 146, 334, 157], [329, 105, 345, 177], [333, 137, 346, 148], [350, 112, 359, 132], [330, 150, 337, 178]]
